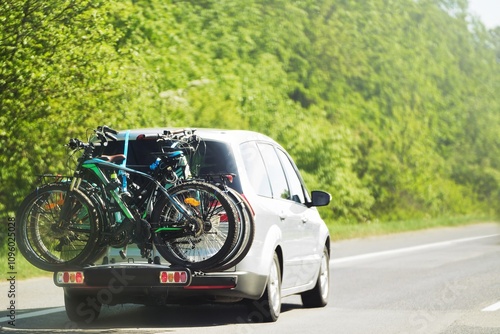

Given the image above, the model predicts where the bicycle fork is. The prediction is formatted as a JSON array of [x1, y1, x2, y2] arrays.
[[56, 178, 83, 226]]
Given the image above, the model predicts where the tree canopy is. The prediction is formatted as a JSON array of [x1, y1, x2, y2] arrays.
[[1, 0, 499, 228]]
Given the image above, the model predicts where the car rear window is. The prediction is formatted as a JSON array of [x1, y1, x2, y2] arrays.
[[103, 138, 242, 192]]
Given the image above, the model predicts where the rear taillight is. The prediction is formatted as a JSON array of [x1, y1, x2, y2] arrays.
[[159, 270, 189, 284], [56, 271, 85, 284], [240, 194, 255, 216]]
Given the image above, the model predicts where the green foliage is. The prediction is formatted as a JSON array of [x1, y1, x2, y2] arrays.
[[1, 0, 500, 235]]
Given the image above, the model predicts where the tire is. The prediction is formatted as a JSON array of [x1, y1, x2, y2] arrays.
[[215, 189, 255, 271], [64, 293, 101, 324], [77, 181, 110, 264], [301, 245, 330, 308], [152, 181, 239, 271], [248, 252, 281, 322], [16, 184, 100, 271]]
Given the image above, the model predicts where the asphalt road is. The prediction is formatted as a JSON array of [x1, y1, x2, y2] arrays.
[[1, 222, 500, 333]]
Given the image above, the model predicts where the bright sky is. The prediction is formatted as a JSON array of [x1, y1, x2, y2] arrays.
[[467, 0, 500, 28]]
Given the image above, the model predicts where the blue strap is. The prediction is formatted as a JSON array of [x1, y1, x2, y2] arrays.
[[119, 130, 130, 192]]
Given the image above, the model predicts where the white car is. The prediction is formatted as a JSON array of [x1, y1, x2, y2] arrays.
[[56, 128, 331, 323]]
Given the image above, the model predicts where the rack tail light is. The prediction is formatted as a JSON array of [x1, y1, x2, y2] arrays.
[[56, 271, 85, 285], [159, 270, 189, 284]]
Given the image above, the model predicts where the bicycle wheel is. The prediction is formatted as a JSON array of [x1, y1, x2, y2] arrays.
[[16, 184, 100, 271], [214, 188, 255, 271], [76, 180, 110, 263], [152, 181, 239, 271]]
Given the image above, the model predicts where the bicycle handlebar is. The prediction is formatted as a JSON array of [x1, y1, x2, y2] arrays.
[[67, 138, 87, 150], [66, 125, 119, 151], [138, 129, 198, 143], [95, 125, 118, 142], [163, 129, 195, 137]]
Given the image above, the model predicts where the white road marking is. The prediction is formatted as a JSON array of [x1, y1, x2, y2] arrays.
[[482, 301, 500, 312], [331, 234, 499, 265], [11, 306, 66, 320]]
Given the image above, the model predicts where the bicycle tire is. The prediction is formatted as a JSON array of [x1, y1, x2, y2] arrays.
[[214, 189, 255, 271], [76, 180, 110, 263], [152, 181, 239, 270], [16, 184, 100, 271]]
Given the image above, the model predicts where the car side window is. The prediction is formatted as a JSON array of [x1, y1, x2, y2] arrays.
[[257, 143, 290, 200], [240, 142, 272, 197], [276, 149, 306, 204]]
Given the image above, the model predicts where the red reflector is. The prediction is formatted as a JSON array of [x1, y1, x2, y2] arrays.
[[184, 285, 235, 290], [63, 272, 70, 283], [174, 271, 180, 282]]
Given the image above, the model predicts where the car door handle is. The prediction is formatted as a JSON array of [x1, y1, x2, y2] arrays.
[[279, 211, 287, 220], [301, 216, 308, 224]]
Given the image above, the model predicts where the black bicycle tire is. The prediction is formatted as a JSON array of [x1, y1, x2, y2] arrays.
[[152, 181, 240, 270], [76, 180, 110, 264], [214, 189, 255, 271], [16, 184, 100, 271]]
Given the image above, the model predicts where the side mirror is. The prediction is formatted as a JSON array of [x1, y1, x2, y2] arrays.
[[308, 190, 331, 207]]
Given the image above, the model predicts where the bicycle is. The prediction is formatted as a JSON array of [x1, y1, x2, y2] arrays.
[[133, 130, 255, 271], [16, 126, 240, 271], [193, 173, 255, 271]]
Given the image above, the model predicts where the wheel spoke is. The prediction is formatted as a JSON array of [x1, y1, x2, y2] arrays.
[[153, 181, 239, 270]]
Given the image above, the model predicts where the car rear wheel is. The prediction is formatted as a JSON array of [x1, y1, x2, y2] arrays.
[[64, 293, 101, 324], [301, 245, 329, 308], [247, 252, 281, 322]]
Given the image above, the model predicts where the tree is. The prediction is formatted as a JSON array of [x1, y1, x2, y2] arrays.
[[0, 0, 156, 216]]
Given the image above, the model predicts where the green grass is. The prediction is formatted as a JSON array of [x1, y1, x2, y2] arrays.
[[327, 215, 497, 241]]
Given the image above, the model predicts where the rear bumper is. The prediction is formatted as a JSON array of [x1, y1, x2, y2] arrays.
[[55, 263, 267, 305]]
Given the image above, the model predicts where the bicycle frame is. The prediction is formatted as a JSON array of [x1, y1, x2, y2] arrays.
[[70, 157, 190, 233], [58, 126, 216, 255]]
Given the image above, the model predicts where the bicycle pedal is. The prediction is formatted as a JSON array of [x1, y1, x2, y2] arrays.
[[119, 250, 127, 259]]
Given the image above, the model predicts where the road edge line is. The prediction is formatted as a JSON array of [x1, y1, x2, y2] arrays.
[[330, 234, 499, 265], [11, 306, 66, 321], [482, 301, 500, 312]]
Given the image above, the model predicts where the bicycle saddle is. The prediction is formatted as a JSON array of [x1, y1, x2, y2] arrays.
[[98, 154, 126, 164]]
